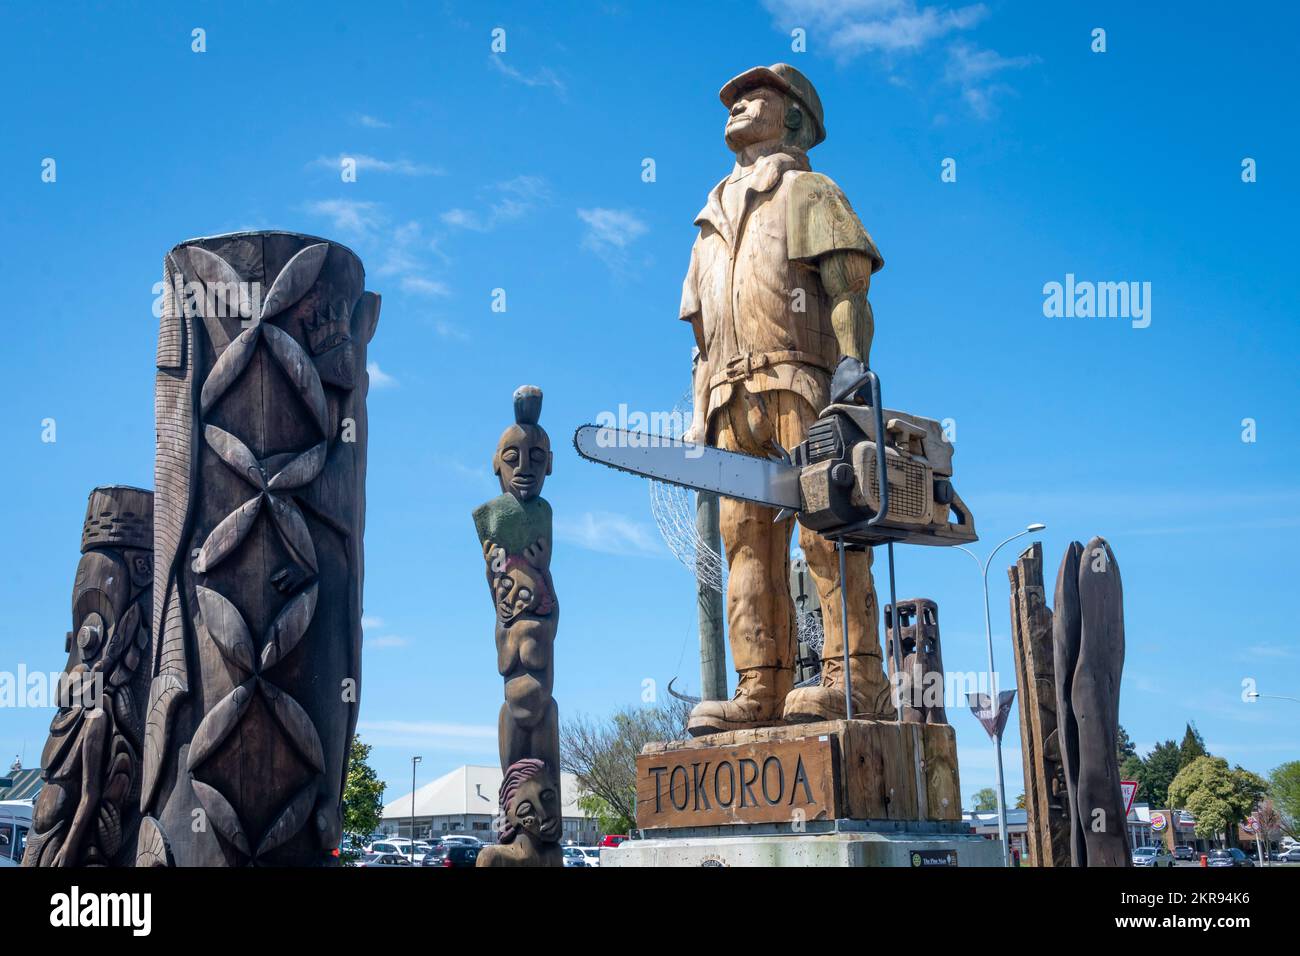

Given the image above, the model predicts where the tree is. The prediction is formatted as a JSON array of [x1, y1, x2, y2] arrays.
[[1168, 756, 1268, 845], [1144, 740, 1182, 808], [1177, 722, 1207, 769], [341, 735, 385, 862], [1267, 761, 1300, 836], [1116, 724, 1137, 763], [971, 787, 998, 812], [1120, 754, 1149, 802], [560, 698, 691, 835], [1015, 792, 1026, 810]]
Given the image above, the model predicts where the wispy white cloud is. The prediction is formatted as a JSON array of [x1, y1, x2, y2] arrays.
[[577, 207, 648, 269], [555, 510, 663, 557], [302, 199, 383, 238], [309, 153, 443, 176], [400, 275, 450, 297], [353, 113, 391, 129], [488, 55, 566, 95], [367, 361, 398, 389], [434, 321, 469, 342], [367, 635, 412, 649], [361, 616, 385, 629], [357, 719, 498, 751], [442, 175, 551, 232], [945, 42, 1038, 117], [764, 0, 988, 55]]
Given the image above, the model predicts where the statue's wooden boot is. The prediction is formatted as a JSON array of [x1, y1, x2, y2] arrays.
[[687, 666, 791, 737], [782, 655, 897, 722]]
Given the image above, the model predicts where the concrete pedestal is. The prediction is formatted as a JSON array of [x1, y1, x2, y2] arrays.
[[602, 820, 1002, 868]]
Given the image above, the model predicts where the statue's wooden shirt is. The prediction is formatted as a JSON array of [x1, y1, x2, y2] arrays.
[[679, 150, 883, 424]]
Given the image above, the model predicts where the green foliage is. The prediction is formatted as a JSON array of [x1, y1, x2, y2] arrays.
[[1120, 754, 1149, 802], [1116, 724, 1137, 763], [577, 792, 633, 835], [1143, 740, 1183, 808], [1015, 792, 1026, 810], [341, 735, 385, 862], [971, 787, 998, 812], [1269, 761, 1300, 835], [1177, 722, 1208, 769], [1168, 756, 1268, 843]]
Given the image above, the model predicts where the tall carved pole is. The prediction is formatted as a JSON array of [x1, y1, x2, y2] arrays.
[[473, 386, 562, 866], [24, 486, 154, 867], [139, 231, 379, 866], [1008, 543, 1070, 866]]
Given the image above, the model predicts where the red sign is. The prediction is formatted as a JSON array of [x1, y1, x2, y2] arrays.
[[1120, 780, 1138, 815]]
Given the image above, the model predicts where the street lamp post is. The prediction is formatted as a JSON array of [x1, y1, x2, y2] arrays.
[[955, 522, 1046, 868], [410, 755, 422, 863]]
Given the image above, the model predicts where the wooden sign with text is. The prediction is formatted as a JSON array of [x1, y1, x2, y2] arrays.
[[636, 737, 840, 829]]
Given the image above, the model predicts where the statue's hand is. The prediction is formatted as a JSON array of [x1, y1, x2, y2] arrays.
[[683, 417, 707, 447], [523, 537, 549, 568]]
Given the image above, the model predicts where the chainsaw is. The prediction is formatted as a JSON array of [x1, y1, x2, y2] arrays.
[[573, 363, 976, 549]]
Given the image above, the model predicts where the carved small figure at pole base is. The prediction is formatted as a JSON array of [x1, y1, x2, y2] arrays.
[[472, 386, 561, 866], [476, 758, 563, 867], [24, 486, 154, 867]]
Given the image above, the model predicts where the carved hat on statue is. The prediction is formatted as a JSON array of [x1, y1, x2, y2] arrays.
[[493, 385, 553, 502], [496, 757, 560, 845], [720, 62, 826, 149]]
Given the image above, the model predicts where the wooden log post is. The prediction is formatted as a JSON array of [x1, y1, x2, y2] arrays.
[[1008, 542, 1070, 866], [24, 486, 154, 867], [139, 232, 379, 866]]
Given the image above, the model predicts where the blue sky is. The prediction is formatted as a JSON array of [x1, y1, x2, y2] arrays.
[[2, 1, 1297, 810]]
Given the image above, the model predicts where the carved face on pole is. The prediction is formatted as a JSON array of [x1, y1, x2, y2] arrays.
[[498, 759, 561, 845], [493, 423, 552, 502], [724, 86, 788, 152]]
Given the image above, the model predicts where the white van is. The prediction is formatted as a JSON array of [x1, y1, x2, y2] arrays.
[[0, 801, 33, 866]]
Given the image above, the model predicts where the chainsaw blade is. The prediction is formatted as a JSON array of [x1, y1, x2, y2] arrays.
[[573, 425, 802, 511]]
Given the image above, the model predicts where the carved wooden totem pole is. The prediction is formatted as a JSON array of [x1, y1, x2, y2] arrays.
[[472, 386, 562, 867], [1009, 537, 1128, 867], [1008, 543, 1070, 867], [24, 487, 154, 867], [883, 598, 948, 725], [140, 231, 379, 866]]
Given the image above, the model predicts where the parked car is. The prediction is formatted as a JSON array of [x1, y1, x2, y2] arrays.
[[357, 852, 412, 867], [1132, 845, 1175, 867], [577, 846, 601, 867], [1173, 845, 1194, 861], [562, 846, 588, 868], [439, 834, 482, 847], [0, 802, 32, 867], [431, 843, 480, 867], [1279, 846, 1300, 863], [599, 834, 628, 848], [420, 844, 450, 866], [1207, 848, 1254, 868]]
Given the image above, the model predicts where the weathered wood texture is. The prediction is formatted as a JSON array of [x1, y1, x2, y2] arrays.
[[884, 598, 948, 724], [1070, 537, 1128, 866], [640, 718, 960, 828], [24, 487, 154, 867], [140, 232, 379, 866], [473, 386, 562, 867], [1052, 541, 1085, 865], [1008, 543, 1070, 867]]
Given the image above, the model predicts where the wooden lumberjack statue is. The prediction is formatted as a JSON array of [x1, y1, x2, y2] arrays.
[[473, 387, 563, 867], [678, 63, 892, 734]]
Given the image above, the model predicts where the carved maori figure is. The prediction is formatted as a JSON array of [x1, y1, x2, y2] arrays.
[[475, 758, 563, 867], [1008, 543, 1070, 867], [472, 386, 561, 867], [24, 487, 154, 867], [883, 598, 948, 725], [139, 232, 379, 866]]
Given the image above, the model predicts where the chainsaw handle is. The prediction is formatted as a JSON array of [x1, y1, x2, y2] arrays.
[[861, 370, 889, 527]]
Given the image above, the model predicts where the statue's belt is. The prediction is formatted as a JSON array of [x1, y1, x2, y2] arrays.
[[709, 350, 832, 389]]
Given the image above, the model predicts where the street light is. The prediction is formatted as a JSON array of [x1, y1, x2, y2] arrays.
[[954, 521, 1046, 867], [410, 755, 422, 863], [1247, 692, 1300, 705]]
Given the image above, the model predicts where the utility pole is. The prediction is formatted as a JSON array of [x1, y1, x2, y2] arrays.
[[696, 491, 727, 700], [410, 755, 422, 863]]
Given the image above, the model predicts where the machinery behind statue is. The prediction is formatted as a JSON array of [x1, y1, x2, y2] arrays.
[[574, 362, 976, 551]]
